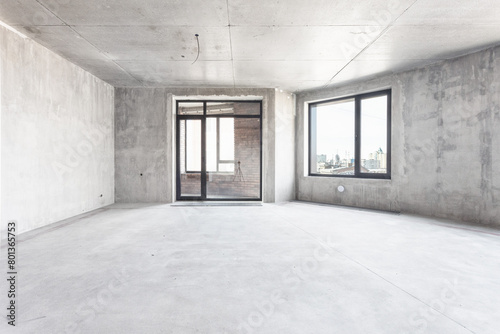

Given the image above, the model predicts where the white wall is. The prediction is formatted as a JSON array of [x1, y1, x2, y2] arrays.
[[1, 26, 115, 234]]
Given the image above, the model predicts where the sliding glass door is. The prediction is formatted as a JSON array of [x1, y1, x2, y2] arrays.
[[176, 101, 262, 201]]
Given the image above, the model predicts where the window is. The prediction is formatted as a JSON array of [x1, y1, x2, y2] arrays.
[[176, 100, 262, 200], [309, 89, 391, 179]]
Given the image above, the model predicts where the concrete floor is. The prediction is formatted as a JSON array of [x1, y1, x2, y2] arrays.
[[2, 202, 500, 334]]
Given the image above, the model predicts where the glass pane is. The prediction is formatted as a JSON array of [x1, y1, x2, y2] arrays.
[[310, 99, 355, 175], [218, 163, 234, 172], [219, 118, 234, 161], [207, 118, 260, 199], [361, 95, 388, 174], [206, 118, 217, 172], [234, 102, 260, 115], [206, 117, 234, 173], [206, 102, 260, 115], [179, 120, 186, 173], [207, 102, 234, 115], [186, 120, 201, 171], [178, 102, 203, 115], [180, 173, 201, 197], [180, 119, 202, 197]]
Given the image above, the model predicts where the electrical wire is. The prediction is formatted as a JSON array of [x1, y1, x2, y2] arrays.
[[192, 34, 200, 65]]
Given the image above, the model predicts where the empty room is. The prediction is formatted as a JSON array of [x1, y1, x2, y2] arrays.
[[1, 1, 500, 333]]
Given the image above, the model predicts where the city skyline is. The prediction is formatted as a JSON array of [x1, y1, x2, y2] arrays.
[[314, 95, 387, 162]]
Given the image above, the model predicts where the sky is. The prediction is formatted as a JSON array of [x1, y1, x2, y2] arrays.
[[314, 95, 387, 161]]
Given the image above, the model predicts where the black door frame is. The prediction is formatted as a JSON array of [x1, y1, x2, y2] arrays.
[[175, 100, 263, 201]]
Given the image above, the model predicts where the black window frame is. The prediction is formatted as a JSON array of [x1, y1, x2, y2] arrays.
[[176, 100, 263, 201], [308, 89, 391, 179]]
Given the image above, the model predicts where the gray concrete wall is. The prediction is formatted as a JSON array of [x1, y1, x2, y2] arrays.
[[0, 27, 115, 234], [115, 88, 283, 203], [274, 89, 296, 202], [296, 45, 500, 227], [115, 88, 168, 202]]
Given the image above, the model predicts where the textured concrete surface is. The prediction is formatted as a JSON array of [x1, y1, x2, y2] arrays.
[[115, 87, 295, 204], [296, 45, 500, 227], [274, 90, 296, 202], [114, 88, 168, 203], [1, 201, 499, 333], [2, 1, 500, 91], [0, 26, 114, 233]]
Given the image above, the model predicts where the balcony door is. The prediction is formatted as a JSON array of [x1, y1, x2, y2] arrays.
[[176, 101, 262, 201]]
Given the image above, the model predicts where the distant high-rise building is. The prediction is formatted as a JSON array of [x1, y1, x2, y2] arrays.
[[362, 148, 386, 171], [317, 154, 327, 163]]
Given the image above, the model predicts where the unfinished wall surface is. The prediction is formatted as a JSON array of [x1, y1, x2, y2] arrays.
[[275, 90, 296, 202], [296, 45, 500, 227], [115, 88, 168, 202], [0, 27, 114, 234], [115, 88, 291, 203]]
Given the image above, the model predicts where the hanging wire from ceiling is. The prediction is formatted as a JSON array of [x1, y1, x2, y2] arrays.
[[192, 34, 200, 65]]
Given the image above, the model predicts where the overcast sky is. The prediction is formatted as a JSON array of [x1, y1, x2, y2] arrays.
[[314, 95, 387, 161]]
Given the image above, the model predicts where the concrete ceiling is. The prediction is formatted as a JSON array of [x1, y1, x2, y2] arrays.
[[2, 0, 500, 92]]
